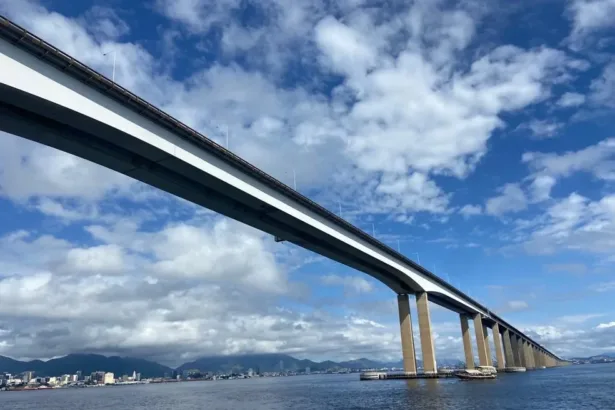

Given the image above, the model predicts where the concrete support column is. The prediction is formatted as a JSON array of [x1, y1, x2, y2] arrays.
[[415, 292, 437, 374], [459, 315, 474, 369], [525, 343, 535, 369], [517, 337, 527, 368], [512, 335, 524, 367], [502, 328, 515, 368], [482, 325, 493, 366], [473, 314, 489, 366], [397, 294, 417, 374], [533, 347, 541, 368], [492, 323, 505, 370]]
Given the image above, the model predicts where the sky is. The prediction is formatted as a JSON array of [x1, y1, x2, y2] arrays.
[[0, 0, 615, 367]]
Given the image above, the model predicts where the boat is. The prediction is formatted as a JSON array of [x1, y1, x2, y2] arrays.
[[477, 366, 497, 375], [505, 367, 527, 373], [456, 369, 497, 380]]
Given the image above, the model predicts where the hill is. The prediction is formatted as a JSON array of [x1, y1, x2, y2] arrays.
[[178, 353, 433, 373], [0, 354, 172, 378]]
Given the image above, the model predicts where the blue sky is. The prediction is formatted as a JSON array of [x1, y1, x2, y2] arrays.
[[0, 0, 615, 365]]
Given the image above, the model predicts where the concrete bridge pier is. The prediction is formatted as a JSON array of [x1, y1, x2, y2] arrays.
[[397, 294, 417, 374], [460, 314, 475, 369], [416, 292, 437, 374], [482, 325, 493, 366], [511, 334, 522, 367], [473, 314, 490, 366], [533, 347, 541, 368], [525, 342, 535, 369], [502, 328, 515, 367], [491, 323, 505, 371]]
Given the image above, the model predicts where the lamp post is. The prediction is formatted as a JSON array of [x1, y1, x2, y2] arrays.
[[102, 50, 116, 82]]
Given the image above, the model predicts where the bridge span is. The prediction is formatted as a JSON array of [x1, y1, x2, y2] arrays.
[[0, 16, 567, 372]]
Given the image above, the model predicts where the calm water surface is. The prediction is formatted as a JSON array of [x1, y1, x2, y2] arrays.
[[2, 364, 614, 409]]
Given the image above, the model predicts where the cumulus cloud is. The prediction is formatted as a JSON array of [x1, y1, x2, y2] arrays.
[[486, 184, 528, 216], [556, 92, 586, 107], [567, 0, 615, 47], [523, 119, 564, 139], [321, 274, 374, 294], [459, 204, 482, 218], [516, 193, 615, 255], [590, 62, 615, 108]]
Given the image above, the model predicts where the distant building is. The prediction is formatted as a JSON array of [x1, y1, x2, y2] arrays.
[[76, 370, 82, 381], [136, 373, 141, 381], [103, 373, 115, 385], [22, 371, 34, 383], [279, 360, 284, 371], [132, 371, 137, 380], [305, 367, 311, 374], [91, 371, 106, 384], [248, 368, 254, 377]]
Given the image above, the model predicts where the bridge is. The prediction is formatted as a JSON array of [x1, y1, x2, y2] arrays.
[[0, 16, 567, 373]]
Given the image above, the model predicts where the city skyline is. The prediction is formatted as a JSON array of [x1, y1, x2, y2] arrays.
[[0, 0, 615, 365]]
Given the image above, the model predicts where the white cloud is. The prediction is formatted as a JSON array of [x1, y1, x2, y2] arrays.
[[517, 193, 615, 255], [525, 119, 564, 139], [556, 92, 586, 107], [590, 62, 615, 108], [321, 274, 374, 294], [506, 300, 529, 311], [596, 321, 615, 329], [558, 313, 604, 324], [523, 138, 615, 181], [590, 281, 615, 292], [486, 184, 528, 216], [529, 175, 557, 202], [62, 245, 126, 276], [567, 0, 615, 45], [459, 204, 482, 217], [314, 16, 379, 78]]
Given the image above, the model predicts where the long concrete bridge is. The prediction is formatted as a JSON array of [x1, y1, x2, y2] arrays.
[[0, 16, 567, 372]]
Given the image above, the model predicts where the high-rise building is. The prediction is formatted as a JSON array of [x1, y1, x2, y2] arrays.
[[76, 370, 82, 381], [132, 370, 137, 380], [22, 371, 34, 383], [136, 373, 141, 381], [247, 368, 254, 377], [305, 367, 311, 374], [92, 371, 106, 384]]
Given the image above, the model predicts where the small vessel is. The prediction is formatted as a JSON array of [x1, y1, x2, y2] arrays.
[[456, 368, 497, 380], [505, 367, 527, 373]]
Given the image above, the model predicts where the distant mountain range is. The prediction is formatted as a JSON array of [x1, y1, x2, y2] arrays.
[[0, 354, 173, 378], [0, 353, 464, 377], [177, 353, 409, 373], [570, 353, 615, 362]]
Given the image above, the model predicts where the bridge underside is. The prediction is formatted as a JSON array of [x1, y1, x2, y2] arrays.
[[0, 84, 423, 294]]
